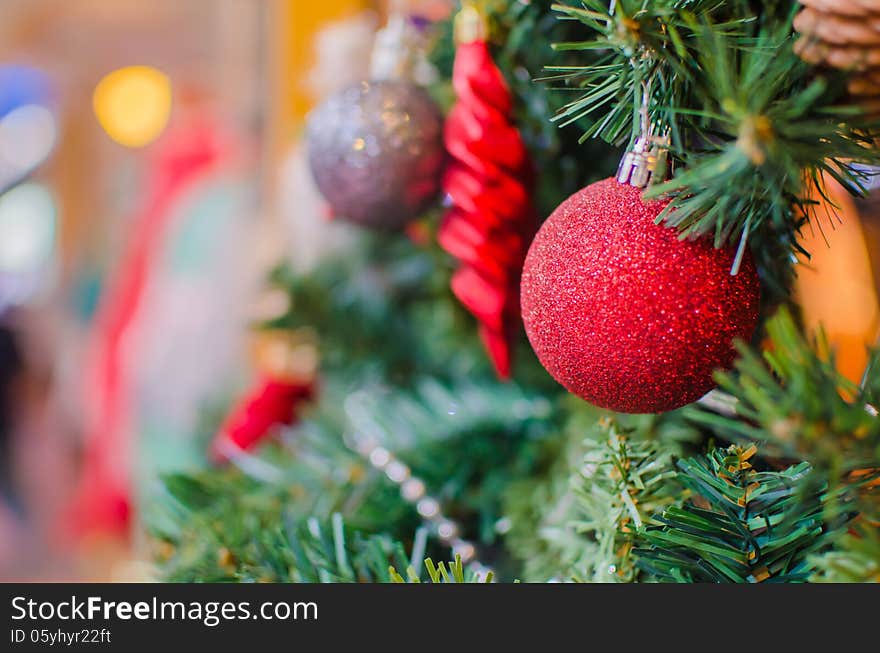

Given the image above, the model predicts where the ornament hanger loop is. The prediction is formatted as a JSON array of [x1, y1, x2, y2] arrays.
[[455, 0, 488, 45], [370, 0, 422, 80], [639, 76, 652, 141], [617, 57, 670, 188]]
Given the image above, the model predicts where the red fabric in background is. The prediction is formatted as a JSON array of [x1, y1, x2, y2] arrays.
[[65, 118, 226, 541]]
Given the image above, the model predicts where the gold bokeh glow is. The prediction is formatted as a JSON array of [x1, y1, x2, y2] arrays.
[[93, 66, 172, 147]]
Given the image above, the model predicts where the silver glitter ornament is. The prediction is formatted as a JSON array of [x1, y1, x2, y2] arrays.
[[306, 80, 444, 229]]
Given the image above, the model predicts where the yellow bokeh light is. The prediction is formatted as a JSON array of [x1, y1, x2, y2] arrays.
[[93, 66, 171, 148]]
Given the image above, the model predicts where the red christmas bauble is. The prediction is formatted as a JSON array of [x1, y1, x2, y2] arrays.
[[521, 178, 760, 413]]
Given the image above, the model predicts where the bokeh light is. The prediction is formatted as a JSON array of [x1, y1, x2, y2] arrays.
[[0, 64, 53, 118], [0, 64, 56, 190], [93, 65, 172, 147], [0, 182, 57, 274]]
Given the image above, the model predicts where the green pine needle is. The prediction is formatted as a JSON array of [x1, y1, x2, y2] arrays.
[[634, 444, 829, 583]]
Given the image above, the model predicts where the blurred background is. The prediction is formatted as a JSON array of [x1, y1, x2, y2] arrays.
[[0, 0, 451, 581], [2, 0, 880, 582]]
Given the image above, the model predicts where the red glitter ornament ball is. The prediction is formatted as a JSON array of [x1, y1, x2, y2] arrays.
[[521, 178, 760, 413]]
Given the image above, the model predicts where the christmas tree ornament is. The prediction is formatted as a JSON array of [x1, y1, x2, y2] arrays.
[[210, 328, 318, 462], [521, 134, 760, 413], [794, 0, 880, 96], [305, 14, 443, 230], [438, 2, 536, 379]]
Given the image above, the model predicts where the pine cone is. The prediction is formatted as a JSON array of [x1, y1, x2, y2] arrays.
[[794, 0, 880, 98]]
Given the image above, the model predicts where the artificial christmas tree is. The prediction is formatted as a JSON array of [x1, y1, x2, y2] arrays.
[[147, 1, 880, 583]]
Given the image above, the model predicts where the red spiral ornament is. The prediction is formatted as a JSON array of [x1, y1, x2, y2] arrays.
[[210, 329, 318, 462], [439, 38, 536, 379], [210, 378, 314, 462]]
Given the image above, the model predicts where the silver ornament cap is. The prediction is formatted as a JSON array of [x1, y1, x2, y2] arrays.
[[616, 132, 670, 189]]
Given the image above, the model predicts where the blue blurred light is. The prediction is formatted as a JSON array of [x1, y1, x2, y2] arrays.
[[0, 64, 54, 118], [0, 66, 57, 193]]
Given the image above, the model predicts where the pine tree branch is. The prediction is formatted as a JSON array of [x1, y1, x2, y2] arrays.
[[684, 307, 879, 582], [389, 554, 495, 583], [505, 417, 682, 582], [546, 0, 880, 300], [686, 307, 880, 477], [634, 444, 830, 583]]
